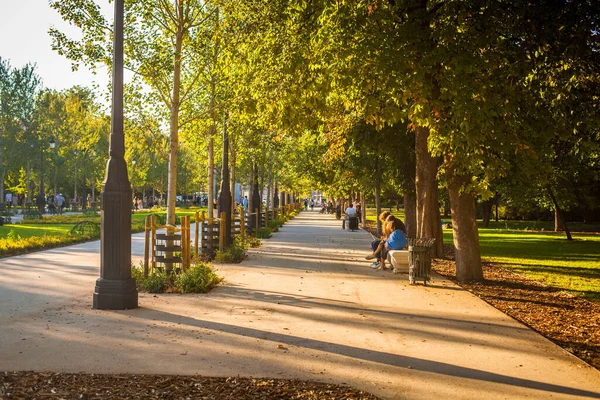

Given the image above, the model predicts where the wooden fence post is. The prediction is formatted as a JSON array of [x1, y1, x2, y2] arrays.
[[194, 211, 200, 258], [240, 206, 246, 237], [144, 216, 151, 277], [185, 216, 191, 268], [255, 208, 259, 231], [207, 213, 214, 254], [265, 207, 269, 228], [151, 215, 157, 271], [219, 212, 226, 252]]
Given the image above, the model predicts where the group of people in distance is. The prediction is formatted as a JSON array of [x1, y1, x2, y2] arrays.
[[365, 211, 407, 271]]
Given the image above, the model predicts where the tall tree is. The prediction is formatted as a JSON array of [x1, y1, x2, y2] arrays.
[[51, 0, 214, 225]]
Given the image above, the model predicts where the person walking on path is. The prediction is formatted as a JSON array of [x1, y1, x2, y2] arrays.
[[5, 192, 12, 209], [56, 193, 65, 215]]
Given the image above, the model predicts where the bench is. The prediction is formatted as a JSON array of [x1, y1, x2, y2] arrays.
[[387, 249, 409, 273]]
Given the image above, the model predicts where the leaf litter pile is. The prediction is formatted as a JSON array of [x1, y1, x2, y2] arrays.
[[0, 372, 380, 399], [433, 246, 600, 370]]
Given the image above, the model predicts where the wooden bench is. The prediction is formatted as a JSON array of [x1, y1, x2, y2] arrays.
[[387, 249, 409, 273]]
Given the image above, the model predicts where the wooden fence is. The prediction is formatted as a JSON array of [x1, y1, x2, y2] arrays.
[[143, 202, 302, 276]]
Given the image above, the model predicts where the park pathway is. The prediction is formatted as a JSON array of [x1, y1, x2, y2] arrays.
[[0, 210, 599, 399]]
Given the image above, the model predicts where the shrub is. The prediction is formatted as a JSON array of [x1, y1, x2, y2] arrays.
[[69, 220, 100, 237], [7, 229, 21, 241], [131, 264, 145, 283], [142, 270, 169, 293], [130, 262, 222, 294], [175, 262, 222, 293], [269, 218, 286, 231], [215, 245, 245, 263], [0, 234, 92, 258], [214, 234, 251, 263], [145, 213, 181, 226], [26, 214, 99, 224], [131, 220, 146, 233], [23, 210, 43, 220], [239, 234, 261, 248], [256, 227, 272, 239]]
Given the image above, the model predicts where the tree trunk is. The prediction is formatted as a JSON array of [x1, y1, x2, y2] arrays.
[[481, 198, 494, 228], [495, 195, 499, 222], [230, 137, 236, 216], [360, 190, 366, 227], [445, 159, 483, 282], [252, 165, 261, 219], [248, 160, 254, 212], [548, 186, 572, 240], [53, 164, 58, 199], [166, 9, 184, 226], [404, 193, 417, 238], [207, 135, 215, 218], [375, 181, 382, 236], [0, 165, 6, 202], [266, 149, 274, 210], [74, 167, 77, 203], [415, 126, 443, 257], [554, 208, 564, 231], [26, 160, 31, 203]]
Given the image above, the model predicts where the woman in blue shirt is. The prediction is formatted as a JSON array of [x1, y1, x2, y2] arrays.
[[379, 217, 407, 271], [366, 216, 407, 270]]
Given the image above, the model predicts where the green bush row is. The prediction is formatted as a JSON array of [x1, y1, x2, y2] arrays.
[[131, 262, 223, 294], [255, 227, 273, 239], [214, 235, 255, 263], [0, 233, 95, 258]]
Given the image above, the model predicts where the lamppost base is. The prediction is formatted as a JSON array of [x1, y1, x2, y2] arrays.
[[93, 277, 138, 310]]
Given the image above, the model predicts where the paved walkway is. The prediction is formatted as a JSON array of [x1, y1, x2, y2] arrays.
[[1, 210, 599, 399]]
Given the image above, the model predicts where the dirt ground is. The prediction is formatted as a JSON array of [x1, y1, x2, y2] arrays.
[[0, 372, 380, 400]]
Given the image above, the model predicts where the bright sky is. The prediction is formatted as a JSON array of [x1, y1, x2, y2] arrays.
[[0, 0, 112, 92]]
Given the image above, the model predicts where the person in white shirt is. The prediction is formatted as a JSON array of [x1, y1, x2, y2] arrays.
[[342, 203, 357, 230]]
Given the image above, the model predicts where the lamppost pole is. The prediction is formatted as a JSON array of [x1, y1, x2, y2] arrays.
[[93, 0, 138, 310], [217, 114, 231, 246], [39, 141, 45, 214]]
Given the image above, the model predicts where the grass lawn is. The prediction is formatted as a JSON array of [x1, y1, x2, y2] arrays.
[[365, 208, 405, 222], [0, 223, 84, 258], [0, 224, 75, 239], [364, 208, 600, 301], [443, 229, 600, 301]]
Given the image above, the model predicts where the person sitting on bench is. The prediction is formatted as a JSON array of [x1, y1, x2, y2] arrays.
[[366, 216, 407, 271], [342, 203, 357, 229], [365, 211, 391, 268]]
